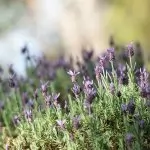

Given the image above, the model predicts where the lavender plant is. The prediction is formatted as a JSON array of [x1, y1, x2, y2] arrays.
[[0, 41, 149, 150]]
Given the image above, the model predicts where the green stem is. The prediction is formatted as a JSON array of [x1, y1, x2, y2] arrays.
[[110, 61, 118, 89]]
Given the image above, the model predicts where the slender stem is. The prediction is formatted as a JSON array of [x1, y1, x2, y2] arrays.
[[110, 61, 118, 89], [129, 56, 134, 84], [129, 56, 133, 70]]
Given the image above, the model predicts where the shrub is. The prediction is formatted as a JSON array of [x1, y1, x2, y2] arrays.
[[0, 41, 150, 150]]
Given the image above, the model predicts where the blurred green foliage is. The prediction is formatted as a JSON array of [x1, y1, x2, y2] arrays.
[[107, 0, 150, 69], [0, 0, 25, 34]]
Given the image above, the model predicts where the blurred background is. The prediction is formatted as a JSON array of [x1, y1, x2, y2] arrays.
[[0, 0, 150, 76]]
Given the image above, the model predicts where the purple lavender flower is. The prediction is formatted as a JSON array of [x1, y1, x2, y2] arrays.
[[72, 83, 81, 97], [140, 87, 148, 98], [121, 104, 127, 114], [13, 115, 20, 126], [40, 81, 49, 96], [140, 68, 149, 80], [125, 133, 134, 147], [33, 89, 38, 100], [139, 68, 149, 89], [24, 109, 32, 122], [109, 83, 115, 95], [117, 64, 128, 85], [127, 100, 135, 115], [52, 93, 60, 101], [72, 116, 81, 129], [146, 87, 150, 98], [117, 64, 126, 76], [107, 47, 115, 61], [27, 99, 34, 109], [44, 95, 51, 107], [67, 70, 80, 82], [137, 68, 149, 98], [139, 120, 145, 129], [127, 43, 134, 57], [84, 88, 97, 104], [118, 75, 128, 85], [94, 65, 103, 81], [83, 76, 96, 105], [51, 93, 60, 107], [83, 77, 94, 90], [135, 68, 140, 78], [56, 119, 66, 129], [80, 65, 88, 76], [98, 55, 107, 67], [8, 74, 16, 88], [22, 92, 29, 106]]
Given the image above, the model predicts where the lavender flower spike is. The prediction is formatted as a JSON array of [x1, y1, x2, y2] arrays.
[[127, 100, 135, 115], [125, 133, 134, 147], [52, 93, 60, 107], [40, 81, 49, 96], [94, 65, 103, 81], [139, 120, 145, 129], [83, 76, 94, 89], [24, 109, 32, 122], [72, 116, 81, 129], [127, 42, 134, 57], [72, 83, 81, 98], [52, 93, 60, 101], [13, 115, 21, 126], [9, 74, 16, 88], [121, 104, 127, 114], [107, 47, 115, 61], [45, 95, 51, 107], [98, 55, 106, 67], [67, 70, 80, 82], [109, 82, 115, 95], [56, 119, 66, 129]]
